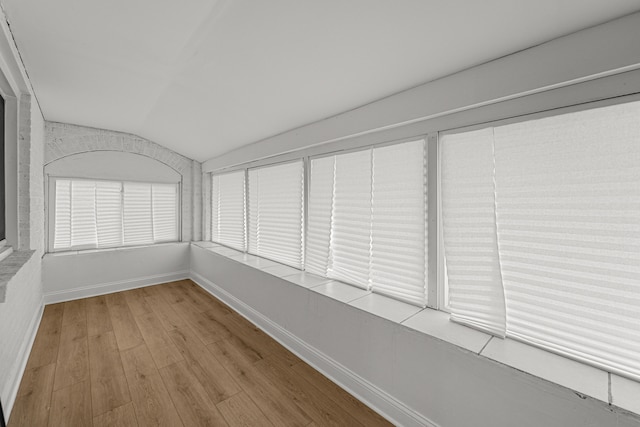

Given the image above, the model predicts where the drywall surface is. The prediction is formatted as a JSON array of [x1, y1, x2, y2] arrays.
[[43, 243, 189, 303], [46, 150, 181, 183], [45, 122, 202, 241], [0, 252, 43, 418], [190, 246, 640, 427], [0, 93, 46, 419]]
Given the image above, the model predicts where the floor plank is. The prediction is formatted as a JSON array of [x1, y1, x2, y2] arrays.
[[8, 363, 56, 427], [291, 362, 392, 426], [172, 300, 230, 344], [256, 356, 364, 427], [11, 280, 391, 427], [143, 292, 187, 331], [26, 304, 63, 369], [217, 392, 273, 427], [86, 295, 114, 337], [120, 344, 184, 427], [209, 339, 311, 427], [61, 299, 86, 326], [134, 311, 184, 368], [167, 326, 241, 403], [48, 380, 92, 427], [53, 320, 89, 391], [123, 288, 152, 317], [93, 402, 139, 427], [88, 332, 131, 416], [105, 292, 144, 351], [159, 360, 229, 426]]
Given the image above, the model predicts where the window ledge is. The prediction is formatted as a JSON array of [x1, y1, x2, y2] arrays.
[[45, 241, 187, 257], [0, 249, 36, 303], [190, 242, 640, 417]]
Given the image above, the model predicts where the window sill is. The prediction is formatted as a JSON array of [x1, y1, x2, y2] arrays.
[[46, 241, 186, 257], [0, 249, 36, 303], [191, 241, 639, 417]]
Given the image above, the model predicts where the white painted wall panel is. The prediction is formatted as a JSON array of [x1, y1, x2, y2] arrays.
[[43, 243, 189, 302], [190, 246, 640, 427]]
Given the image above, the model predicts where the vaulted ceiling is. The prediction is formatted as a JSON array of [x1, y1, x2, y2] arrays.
[[4, 0, 640, 161]]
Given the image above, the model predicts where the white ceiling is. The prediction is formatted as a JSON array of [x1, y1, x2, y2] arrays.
[[4, 0, 640, 162]]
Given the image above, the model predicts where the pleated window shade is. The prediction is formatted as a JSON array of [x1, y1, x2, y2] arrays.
[[371, 140, 427, 306], [152, 184, 179, 243], [247, 161, 305, 268], [305, 156, 335, 276], [307, 140, 428, 306], [441, 100, 640, 379], [53, 179, 178, 251], [211, 171, 246, 251], [328, 149, 373, 289], [95, 181, 123, 248], [123, 182, 153, 246], [440, 129, 507, 336]]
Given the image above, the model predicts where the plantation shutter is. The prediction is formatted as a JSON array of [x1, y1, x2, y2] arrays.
[[211, 171, 246, 251], [370, 140, 427, 306], [95, 181, 123, 248], [493, 102, 640, 379], [247, 161, 304, 268], [305, 156, 335, 276], [152, 183, 178, 242], [327, 149, 372, 289], [123, 182, 153, 246], [440, 129, 507, 336]]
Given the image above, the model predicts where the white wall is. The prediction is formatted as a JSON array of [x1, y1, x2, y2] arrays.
[[43, 243, 189, 303], [190, 246, 640, 427], [0, 22, 46, 420]]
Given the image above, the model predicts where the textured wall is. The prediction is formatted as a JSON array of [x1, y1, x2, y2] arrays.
[[45, 122, 202, 241], [0, 95, 46, 419]]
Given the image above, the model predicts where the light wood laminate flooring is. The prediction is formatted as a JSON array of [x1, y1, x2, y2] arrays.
[[8, 280, 392, 427]]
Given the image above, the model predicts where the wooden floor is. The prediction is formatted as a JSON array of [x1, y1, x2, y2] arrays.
[[8, 280, 391, 427]]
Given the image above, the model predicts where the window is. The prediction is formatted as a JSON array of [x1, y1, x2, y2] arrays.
[[441, 100, 640, 380], [52, 178, 179, 251], [248, 161, 304, 268], [306, 139, 428, 306], [211, 170, 246, 251]]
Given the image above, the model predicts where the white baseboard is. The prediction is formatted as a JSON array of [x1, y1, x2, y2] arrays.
[[4, 296, 44, 424], [44, 270, 190, 304], [189, 271, 437, 427]]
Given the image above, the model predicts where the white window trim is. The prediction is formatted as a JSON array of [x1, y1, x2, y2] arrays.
[[47, 175, 182, 253]]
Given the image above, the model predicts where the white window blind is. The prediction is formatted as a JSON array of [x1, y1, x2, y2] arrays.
[[211, 171, 246, 251], [329, 149, 373, 288], [123, 182, 153, 246], [52, 178, 178, 251], [247, 161, 304, 268], [371, 140, 427, 306], [441, 129, 507, 336], [152, 184, 179, 242], [305, 156, 335, 276], [441, 100, 640, 380], [96, 181, 123, 248], [70, 180, 98, 248], [53, 180, 72, 249], [306, 140, 428, 306]]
